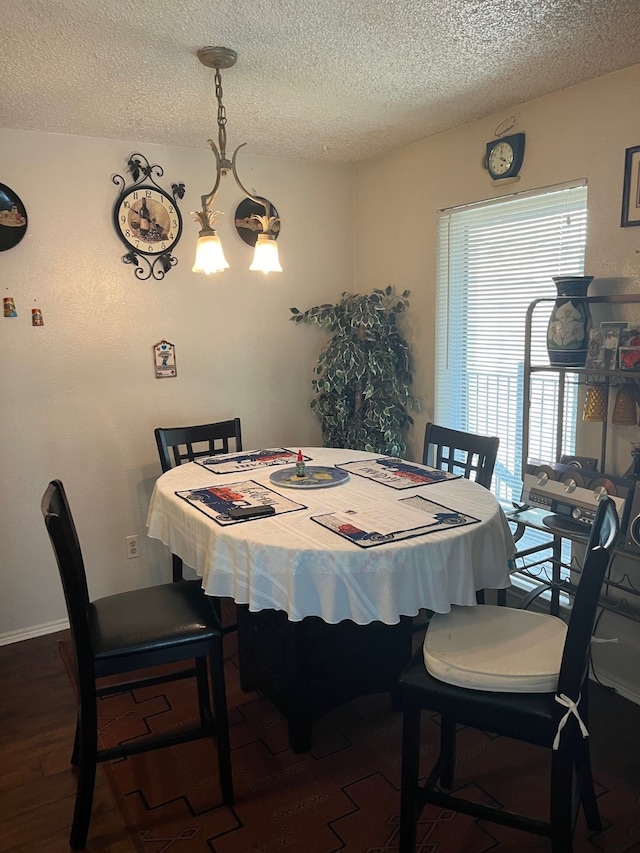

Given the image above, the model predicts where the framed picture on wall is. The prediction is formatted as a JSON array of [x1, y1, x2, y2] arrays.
[[621, 144, 640, 227]]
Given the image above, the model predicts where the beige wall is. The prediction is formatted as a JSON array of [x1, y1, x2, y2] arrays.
[[353, 64, 640, 701], [0, 128, 354, 640], [4, 63, 640, 700], [354, 63, 640, 463]]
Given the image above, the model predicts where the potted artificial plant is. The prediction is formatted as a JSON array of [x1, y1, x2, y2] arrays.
[[290, 286, 418, 456]]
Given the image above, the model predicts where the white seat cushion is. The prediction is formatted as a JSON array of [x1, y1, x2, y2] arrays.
[[423, 605, 567, 693]]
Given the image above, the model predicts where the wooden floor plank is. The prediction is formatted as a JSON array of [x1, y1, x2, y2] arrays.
[[1, 627, 639, 852], [0, 631, 136, 852]]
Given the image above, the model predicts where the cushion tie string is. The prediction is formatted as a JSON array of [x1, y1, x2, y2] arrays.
[[553, 692, 589, 750], [591, 636, 618, 644]]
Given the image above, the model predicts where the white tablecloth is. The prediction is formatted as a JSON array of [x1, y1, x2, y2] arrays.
[[146, 447, 515, 625]]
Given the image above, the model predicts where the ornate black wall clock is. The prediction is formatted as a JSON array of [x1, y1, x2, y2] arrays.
[[112, 153, 185, 280]]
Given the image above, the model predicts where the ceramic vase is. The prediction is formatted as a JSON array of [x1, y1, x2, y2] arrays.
[[546, 275, 593, 367]]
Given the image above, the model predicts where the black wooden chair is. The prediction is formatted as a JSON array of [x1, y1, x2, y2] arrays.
[[398, 495, 618, 853], [41, 479, 233, 851], [155, 418, 243, 474], [422, 421, 501, 605], [155, 418, 242, 583], [422, 421, 499, 489]]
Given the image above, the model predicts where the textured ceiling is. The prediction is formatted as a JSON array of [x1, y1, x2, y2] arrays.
[[3, 0, 640, 164]]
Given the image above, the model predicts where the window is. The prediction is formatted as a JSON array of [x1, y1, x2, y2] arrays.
[[435, 182, 588, 583], [436, 182, 588, 502]]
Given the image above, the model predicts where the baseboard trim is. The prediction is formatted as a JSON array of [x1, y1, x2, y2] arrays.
[[0, 618, 69, 646]]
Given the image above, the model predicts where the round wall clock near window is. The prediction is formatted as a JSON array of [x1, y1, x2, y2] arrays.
[[234, 197, 280, 246], [0, 183, 28, 251]]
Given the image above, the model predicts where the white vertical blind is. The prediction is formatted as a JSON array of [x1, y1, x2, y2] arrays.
[[435, 182, 588, 504]]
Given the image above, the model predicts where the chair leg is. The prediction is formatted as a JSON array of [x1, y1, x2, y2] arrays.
[[208, 639, 234, 806], [172, 553, 183, 583], [575, 738, 602, 831], [439, 716, 456, 790], [195, 656, 213, 727], [550, 748, 575, 853], [70, 689, 98, 850], [71, 713, 80, 766], [399, 703, 421, 853], [475, 589, 485, 604]]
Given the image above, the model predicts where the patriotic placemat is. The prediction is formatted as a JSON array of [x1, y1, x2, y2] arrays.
[[311, 494, 479, 547], [336, 457, 460, 489], [176, 480, 306, 525], [195, 448, 311, 474]]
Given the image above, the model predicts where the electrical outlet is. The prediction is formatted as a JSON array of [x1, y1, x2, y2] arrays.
[[126, 535, 139, 559]]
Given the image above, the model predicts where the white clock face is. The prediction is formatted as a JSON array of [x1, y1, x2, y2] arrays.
[[488, 141, 515, 176], [116, 187, 182, 255]]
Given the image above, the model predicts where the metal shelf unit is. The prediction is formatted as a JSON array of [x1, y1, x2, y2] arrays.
[[514, 293, 640, 618], [522, 293, 640, 475]]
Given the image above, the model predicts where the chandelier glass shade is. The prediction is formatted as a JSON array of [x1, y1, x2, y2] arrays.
[[192, 46, 282, 275], [192, 227, 229, 274]]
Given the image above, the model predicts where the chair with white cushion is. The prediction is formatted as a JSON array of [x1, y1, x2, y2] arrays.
[[398, 495, 618, 853]]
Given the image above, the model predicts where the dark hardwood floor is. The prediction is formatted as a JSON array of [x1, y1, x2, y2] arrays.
[[0, 630, 138, 853], [1, 630, 639, 852]]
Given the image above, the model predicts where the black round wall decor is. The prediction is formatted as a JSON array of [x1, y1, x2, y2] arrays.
[[234, 197, 280, 246], [0, 183, 28, 251]]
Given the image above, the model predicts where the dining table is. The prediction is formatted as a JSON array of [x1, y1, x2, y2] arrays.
[[146, 446, 515, 751]]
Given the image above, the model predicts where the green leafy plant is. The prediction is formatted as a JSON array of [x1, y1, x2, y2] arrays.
[[290, 286, 419, 456]]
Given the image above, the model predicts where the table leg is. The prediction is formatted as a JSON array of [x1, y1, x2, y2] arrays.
[[236, 605, 413, 752], [287, 717, 312, 754]]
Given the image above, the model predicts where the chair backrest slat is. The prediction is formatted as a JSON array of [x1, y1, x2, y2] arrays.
[[422, 422, 499, 490], [41, 480, 94, 675], [557, 495, 618, 701], [155, 418, 243, 472]]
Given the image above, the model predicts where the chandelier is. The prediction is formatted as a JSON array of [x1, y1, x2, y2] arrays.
[[192, 46, 282, 275]]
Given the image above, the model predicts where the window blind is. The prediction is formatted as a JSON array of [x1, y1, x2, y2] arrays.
[[435, 181, 588, 505]]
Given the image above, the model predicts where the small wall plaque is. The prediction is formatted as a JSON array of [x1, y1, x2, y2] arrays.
[[153, 340, 177, 378]]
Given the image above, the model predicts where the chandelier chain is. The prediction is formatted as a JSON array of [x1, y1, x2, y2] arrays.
[[215, 68, 228, 158]]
